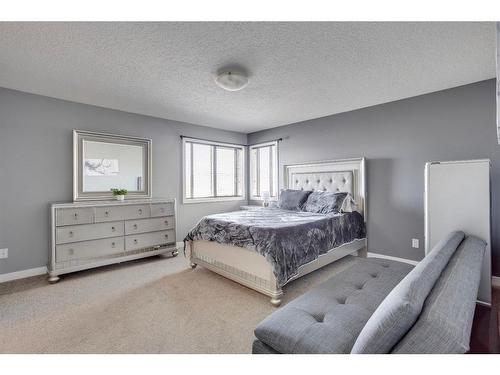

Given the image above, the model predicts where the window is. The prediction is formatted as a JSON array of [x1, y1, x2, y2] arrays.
[[249, 141, 278, 200], [183, 137, 245, 202]]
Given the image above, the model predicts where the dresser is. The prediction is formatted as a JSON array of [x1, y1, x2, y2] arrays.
[[49, 199, 177, 283]]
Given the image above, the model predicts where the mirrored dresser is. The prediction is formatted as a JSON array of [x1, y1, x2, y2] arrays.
[[49, 199, 177, 283]]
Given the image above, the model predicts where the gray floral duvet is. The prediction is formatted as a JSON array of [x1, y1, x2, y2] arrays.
[[184, 208, 366, 287]]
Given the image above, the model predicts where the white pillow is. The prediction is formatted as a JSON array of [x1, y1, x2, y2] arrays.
[[340, 193, 358, 213]]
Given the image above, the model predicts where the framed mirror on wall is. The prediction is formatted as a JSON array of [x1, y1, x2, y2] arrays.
[[73, 130, 152, 201]]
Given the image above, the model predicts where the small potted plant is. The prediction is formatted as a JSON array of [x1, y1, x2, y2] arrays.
[[111, 188, 128, 201]]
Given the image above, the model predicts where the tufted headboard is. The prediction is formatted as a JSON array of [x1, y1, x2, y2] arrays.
[[284, 158, 366, 219]]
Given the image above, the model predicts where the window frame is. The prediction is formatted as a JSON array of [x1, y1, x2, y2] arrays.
[[249, 140, 279, 201], [182, 137, 246, 204]]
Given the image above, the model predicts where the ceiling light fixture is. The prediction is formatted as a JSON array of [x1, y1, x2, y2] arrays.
[[214, 70, 249, 91]]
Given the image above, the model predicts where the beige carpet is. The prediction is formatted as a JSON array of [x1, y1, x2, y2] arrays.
[[0, 254, 358, 353]]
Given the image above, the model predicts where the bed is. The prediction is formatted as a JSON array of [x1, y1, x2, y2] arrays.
[[184, 158, 367, 306]]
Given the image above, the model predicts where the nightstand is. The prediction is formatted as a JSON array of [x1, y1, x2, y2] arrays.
[[240, 205, 265, 210]]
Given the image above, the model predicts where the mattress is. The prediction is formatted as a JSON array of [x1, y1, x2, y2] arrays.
[[184, 208, 366, 287]]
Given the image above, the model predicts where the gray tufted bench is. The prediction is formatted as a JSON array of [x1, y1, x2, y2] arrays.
[[253, 257, 413, 354], [253, 232, 486, 354]]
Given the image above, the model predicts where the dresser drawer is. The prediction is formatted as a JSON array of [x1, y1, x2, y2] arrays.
[[55, 207, 94, 226], [56, 221, 124, 244], [95, 204, 150, 222], [151, 202, 175, 217], [125, 216, 175, 235], [125, 230, 175, 251], [56, 237, 124, 262]]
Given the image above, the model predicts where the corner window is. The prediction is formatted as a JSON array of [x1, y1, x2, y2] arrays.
[[183, 137, 245, 203], [249, 141, 278, 200]]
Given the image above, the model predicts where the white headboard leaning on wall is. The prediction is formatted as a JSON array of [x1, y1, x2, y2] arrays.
[[284, 157, 367, 221]]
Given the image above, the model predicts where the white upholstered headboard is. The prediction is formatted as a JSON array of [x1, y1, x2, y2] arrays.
[[284, 157, 367, 219]]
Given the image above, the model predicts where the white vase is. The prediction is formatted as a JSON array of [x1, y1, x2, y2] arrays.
[[115, 195, 125, 201]]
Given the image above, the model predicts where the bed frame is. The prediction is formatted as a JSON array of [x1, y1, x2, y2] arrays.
[[187, 157, 367, 306]]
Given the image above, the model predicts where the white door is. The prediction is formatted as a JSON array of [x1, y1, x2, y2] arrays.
[[425, 159, 491, 304]]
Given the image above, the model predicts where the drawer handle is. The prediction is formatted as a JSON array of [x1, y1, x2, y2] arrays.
[[164, 234, 169, 238], [133, 224, 138, 230], [111, 242, 116, 248], [138, 209, 143, 214], [69, 231, 74, 237], [134, 239, 138, 244], [73, 213, 78, 220], [111, 226, 116, 232], [105, 211, 109, 217], [164, 220, 168, 225]]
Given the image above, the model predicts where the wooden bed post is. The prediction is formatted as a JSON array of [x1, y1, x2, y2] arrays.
[[270, 281, 283, 307], [188, 240, 197, 268]]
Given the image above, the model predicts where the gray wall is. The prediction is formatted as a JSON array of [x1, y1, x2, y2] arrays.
[[248, 79, 500, 276], [2, 80, 499, 277], [0, 87, 247, 275]]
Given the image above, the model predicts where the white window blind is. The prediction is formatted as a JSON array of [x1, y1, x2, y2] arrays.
[[183, 137, 245, 202], [249, 141, 278, 199]]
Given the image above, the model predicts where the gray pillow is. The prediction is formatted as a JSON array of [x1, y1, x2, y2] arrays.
[[278, 189, 312, 211], [350, 231, 465, 354], [391, 236, 486, 354], [303, 191, 348, 214]]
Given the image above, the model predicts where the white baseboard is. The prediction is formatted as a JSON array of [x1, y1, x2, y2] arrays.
[[0, 245, 186, 284], [0, 266, 48, 283], [492, 276, 500, 289], [367, 252, 420, 266]]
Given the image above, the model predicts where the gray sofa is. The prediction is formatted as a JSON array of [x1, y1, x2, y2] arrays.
[[253, 231, 486, 354]]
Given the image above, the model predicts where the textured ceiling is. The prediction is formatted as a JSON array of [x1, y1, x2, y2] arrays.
[[0, 22, 496, 133]]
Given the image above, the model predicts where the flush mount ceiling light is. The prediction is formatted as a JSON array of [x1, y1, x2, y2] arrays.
[[214, 70, 249, 91]]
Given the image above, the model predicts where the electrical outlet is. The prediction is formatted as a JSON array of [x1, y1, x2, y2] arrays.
[[0, 248, 8, 259], [411, 239, 419, 249]]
